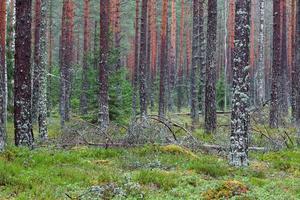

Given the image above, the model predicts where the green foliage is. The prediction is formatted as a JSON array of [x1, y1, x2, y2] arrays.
[[216, 71, 228, 111], [134, 169, 178, 190]]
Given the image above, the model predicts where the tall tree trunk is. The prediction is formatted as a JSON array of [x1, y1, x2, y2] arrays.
[[99, 0, 110, 130], [295, 0, 300, 144], [32, 0, 42, 122], [60, 0, 74, 127], [80, 0, 90, 115], [132, 0, 140, 117], [158, 0, 168, 118], [14, 0, 34, 147], [177, 0, 185, 112], [229, 0, 251, 167], [291, 0, 297, 120], [0, 0, 6, 150], [255, 0, 265, 106], [191, 0, 200, 127], [47, 0, 53, 115], [270, 0, 282, 128], [114, 0, 122, 101], [37, 0, 48, 141], [139, 0, 148, 117], [280, 0, 289, 117], [168, 0, 176, 112], [199, 0, 205, 113], [205, 0, 217, 134]]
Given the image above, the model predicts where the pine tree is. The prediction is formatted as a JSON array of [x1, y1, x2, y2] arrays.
[[158, 0, 168, 118], [205, 0, 217, 134], [14, 0, 34, 147], [0, 0, 6, 150], [229, 0, 251, 167], [99, 0, 110, 129], [80, 0, 90, 115]]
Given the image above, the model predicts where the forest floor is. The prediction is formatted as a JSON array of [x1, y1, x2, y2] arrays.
[[0, 115, 300, 199]]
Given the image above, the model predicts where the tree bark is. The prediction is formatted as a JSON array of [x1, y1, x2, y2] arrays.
[[0, 0, 6, 150], [99, 0, 110, 130], [229, 0, 251, 167], [205, 0, 217, 134], [190, 0, 200, 127], [158, 0, 168, 118], [14, 0, 34, 147], [270, 0, 282, 128], [295, 0, 300, 144], [139, 0, 148, 117], [80, 0, 90, 115]]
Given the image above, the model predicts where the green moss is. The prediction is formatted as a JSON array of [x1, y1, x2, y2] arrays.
[[187, 159, 230, 178]]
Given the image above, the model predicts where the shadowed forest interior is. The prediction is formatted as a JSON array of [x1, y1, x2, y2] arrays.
[[0, 0, 299, 199]]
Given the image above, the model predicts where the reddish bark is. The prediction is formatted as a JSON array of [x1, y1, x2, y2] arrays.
[[149, 0, 157, 77], [99, 0, 110, 129], [14, 0, 34, 146], [158, 0, 168, 117], [227, 0, 235, 82]]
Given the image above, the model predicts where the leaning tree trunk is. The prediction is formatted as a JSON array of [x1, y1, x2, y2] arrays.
[[139, 0, 148, 117], [0, 0, 6, 150], [270, 0, 282, 128], [190, 0, 200, 127], [158, 0, 168, 118], [37, 0, 49, 141], [205, 0, 217, 134], [229, 0, 251, 167], [80, 0, 90, 115], [14, 0, 34, 147], [99, 0, 110, 130]]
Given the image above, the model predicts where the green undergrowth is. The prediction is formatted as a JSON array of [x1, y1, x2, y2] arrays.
[[0, 144, 299, 199]]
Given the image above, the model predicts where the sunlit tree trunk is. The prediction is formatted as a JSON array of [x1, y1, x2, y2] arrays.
[[14, 0, 34, 147], [0, 0, 6, 150], [99, 0, 110, 129], [229, 0, 251, 167], [205, 0, 217, 134]]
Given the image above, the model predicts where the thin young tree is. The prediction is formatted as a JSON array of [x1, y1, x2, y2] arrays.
[[205, 0, 217, 134], [139, 0, 148, 117], [99, 0, 110, 129], [270, 0, 282, 128], [14, 0, 34, 147], [80, 0, 90, 115], [0, 0, 6, 150], [158, 0, 168, 118], [295, 0, 300, 144], [229, 0, 251, 167]]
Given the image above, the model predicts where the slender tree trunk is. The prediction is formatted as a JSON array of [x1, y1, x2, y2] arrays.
[[167, 0, 176, 112], [60, 0, 74, 127], [191, 0, 200, 127], [229, 0, 251, 167], [158, 0, 168, 118], [205, 0, 217, 134], [291, 0, 297, 120], [47, 0, 53, 115], [199, 0, 205, 113], [37, 0, 49, 141], [255, 0, 265, 106], [99, 0, 110, 130], [280, 0, 289, 117], [14, 0, 34, 147], [114, 0, 122, 101], [80, 0, 90, 115], [139, 0, 148, 117], [132, 0, 140, 117], [295, 0, 300, 144], [270, 0, 282, 128], [177, 0, 185, 112], [32, 0, 42, 122], [0, 0, 6, 150]]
